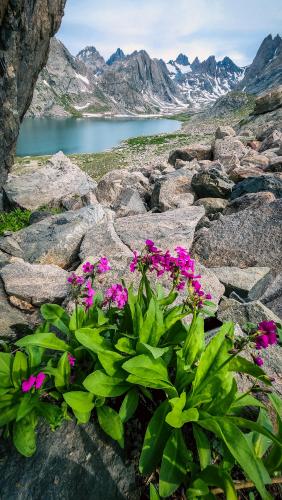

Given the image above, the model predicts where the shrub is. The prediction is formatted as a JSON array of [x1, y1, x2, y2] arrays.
[[0, 208, 31, 235], [0, 241, 281, 499]]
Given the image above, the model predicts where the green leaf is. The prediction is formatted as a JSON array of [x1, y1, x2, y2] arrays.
[[16, 332, 70, 352], [0, 352, 12, 388], [83, 370, 129, 397], [264, 394, 282, 472], [231, 393, 266, 410], [98, 350, 126, 376], [115, 337, 135, 355], [63, 391, 94, 414], [122, 354, 169, 383], [119, 388, 139, 423], [193, 465, 237, 500], [69, 305, 85, 331], [136, 342, 170, 359], [159, 429, 192, 497], [12, 351, 28, 389], [55, 352, 71, 391], [139, 298, 156, 344], [183, 315, 205, 367], [251, 409, 273, 458], [192, 322, 234, 396], [198, 416, 272, 500], [26, 345, 44, 370], [37, 402, 65, 430], [13, 411, 38, 457], [139, 401, 171, 475], [0, 405, 19, 426], [16, 393, 38, 421], [229, 356, 271, 385], [75, 328, 111, 353], [149, 483, 160, 500], [193, 424, 211, 470], [165, 393, 199, 428], [97, 405, 124, 448], [40, 304, 70, 336]]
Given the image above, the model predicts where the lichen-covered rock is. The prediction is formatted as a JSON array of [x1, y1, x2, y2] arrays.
[[3, 152, 97, 211], [224, 191, 276, 215], [213, 137, 248, 162], [168, 144, 212, 166], [151, 171, 195, 211], [248, 271, 282, 318], [229, 165, 266, 182], [0, 280, 31, 340], [194, 197, 228, 215], [230, 174, 282, 200], [211, 266, 271, 299], [0, 206, 105, 269], [259, 129, 282, 152], [0, 0, 66, 189], [95, 169, 149, 207], [240, 152, 269, 170], [0, 261, 69, 305], [192, 200, 282, 269], [0, 421, 138, 500], [215, 126, 236, 139], [265, 156, 282, 173], [112, 187, 147, 218], [191, 166, 234, 198], [217, 297, 281, 325], [115, 206, 205, 253]]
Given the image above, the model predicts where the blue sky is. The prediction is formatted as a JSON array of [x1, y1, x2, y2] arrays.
[[58, 0, 282, 66]]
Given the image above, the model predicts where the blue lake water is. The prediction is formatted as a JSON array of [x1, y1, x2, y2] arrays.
[[16, 117, 181, 156]]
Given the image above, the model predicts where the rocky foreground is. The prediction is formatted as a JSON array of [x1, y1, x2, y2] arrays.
[[0, 87, 282, 498]]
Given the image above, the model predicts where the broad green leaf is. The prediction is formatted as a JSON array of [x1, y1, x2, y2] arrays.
[[12, 351, 28, 389], [73, 409, 92, 424], [63, 391, 94, 414], [186, 478, 210, 498], [97, 405, 124, 448], [115, 337, 135, 355], [37, 402, 65, 430], [83, 370, 129, 397], [0, 405, 19, 426], [119, 388, 139, 423], [149, 483, 160, 500], [16, 393, 38, 421], [226, 416, 282, 449], [164, 306, 188, 331], [13, 411, 38, 457], [198, 417, 271, 500], [122, 354, 169, 383], [264, 394, 282, 472], [55, 352, 71, 391], [0, 352, 12, 388], [139, 298, 156, 344], [193, 465, 237, 500], [229, 356, 271, 385], [139, 401, 171, 474], [126, 374, 174, 391], [231, 393, 266, 410], [16, 332, 70, 351], [158, 291, 178, 307], [75, 328, 111, 354], [26, 345, 44, 370], [183, 315, 205, 367], [251, 409, 273, 458], [136, 342, 170, 359], [69, 305, 85, 331], [159, 429, 192, 497], [40, 304, 70, 336], [193, 425, 211, 470], [165, 393, 198, 428], [98, 350, 126, 376], [192, 322, 234, 395]]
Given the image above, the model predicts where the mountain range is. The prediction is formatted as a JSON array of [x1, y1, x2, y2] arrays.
[[27, 34, 282, 117]]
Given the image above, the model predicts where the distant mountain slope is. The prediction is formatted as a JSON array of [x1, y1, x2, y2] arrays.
[[28, 33, 282, 117], [238, 34, 282, 94]]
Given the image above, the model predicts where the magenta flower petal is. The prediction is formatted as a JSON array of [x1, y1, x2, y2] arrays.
[[35, 372, 47, 389]]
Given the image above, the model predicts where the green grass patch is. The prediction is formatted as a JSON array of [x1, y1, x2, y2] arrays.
[[125, 133, 188, 147], [0, 209, 31, 235], [166, 112, 191, 122]]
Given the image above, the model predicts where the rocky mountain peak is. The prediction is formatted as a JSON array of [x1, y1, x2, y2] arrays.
[[175, 53, 189, 66], [76, 46, 106, 74], [107, 48, 125, 65], [191, 57, 201, 71]]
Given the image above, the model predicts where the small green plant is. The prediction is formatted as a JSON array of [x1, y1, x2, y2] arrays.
[[0, 208, 31, 235], [0, 241, 281, 498]]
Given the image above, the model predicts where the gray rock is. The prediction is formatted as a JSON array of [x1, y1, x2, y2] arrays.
[[29, 210, 55, 224], [254, 85, 282, 115], [112, 187, 147, 218], [3, 152, 97, 211], [217, 297, 281, 325], [224, 191, 276, 215], [0, 206, 105, 269], [213, 137, 248, 162], [196, 263, 225, 306], [168, 144, 212, 166], [0, 261, 69, 306], [0, 421, 138, 500], [0, 250, 11, 269], [230, 174, 282, 200], [194, 197, 228, 215], [151, 171, 195, 211], [211, 266, 271, 299], [0, 280, 31, 341], [191, 166, 234, 198], [192, 200, 282, 269], [248, 271, 282, 318], [265, 156, 282, 173], [215, 126, 236, 139], [115, 206, 205, 253], [259, 129, 282, 152], [240, 152, 269, 170], [229, 165, 265, 182], [95, 169, 149, 207]]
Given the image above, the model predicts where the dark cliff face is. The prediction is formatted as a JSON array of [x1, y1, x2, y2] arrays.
[[0, 0, 66, 189]]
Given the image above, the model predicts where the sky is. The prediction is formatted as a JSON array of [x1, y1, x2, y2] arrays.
[[58, 0, 282, 66]]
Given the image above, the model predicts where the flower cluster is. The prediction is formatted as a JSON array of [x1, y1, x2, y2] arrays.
[[22, 372, 46, 393], [130, 240, 211, 307], [68, 353, 76, 367], [105, 283, 128, 309], [253, 320, 278, 366]]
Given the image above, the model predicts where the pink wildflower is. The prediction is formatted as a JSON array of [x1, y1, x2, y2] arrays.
[[22, 375, 36, 393], [35, 372, 46, 389], [83, 280, 95, 310], [97, 257, 111, 274], [67, 273, 84, 286], [130, 250, 139, 273], [68, 353, 76, 367], [105, 283, 128, 309], [82, 261, 94, 274], [254, 356, 264, 367]]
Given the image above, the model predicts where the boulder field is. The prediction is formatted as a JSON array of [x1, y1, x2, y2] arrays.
[[0, 89, 281, 498]]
